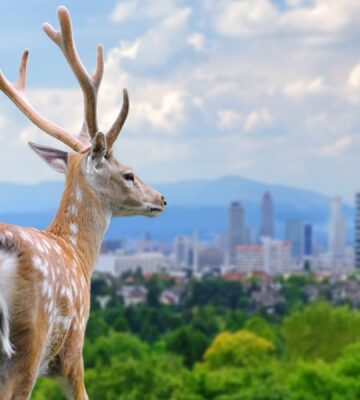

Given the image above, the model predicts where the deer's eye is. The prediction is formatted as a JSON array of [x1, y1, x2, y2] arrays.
[[123, 172, 135, 182]]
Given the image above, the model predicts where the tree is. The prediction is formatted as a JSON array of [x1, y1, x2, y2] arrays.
[[83, 332, 149, 369], [283, 302, 360, 362], [85, 353, 192, 400], [165, 326, 210, 367], [204, 330, 274, 369], [85, 312, 109, 341], [244, 316, 276, 342]]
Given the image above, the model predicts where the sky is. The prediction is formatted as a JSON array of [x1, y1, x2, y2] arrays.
[[0, 0, 360, 202]]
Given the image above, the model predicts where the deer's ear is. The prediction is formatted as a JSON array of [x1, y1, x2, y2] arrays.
[[90, 131, 107, 168], [28, 142, 68, 174]]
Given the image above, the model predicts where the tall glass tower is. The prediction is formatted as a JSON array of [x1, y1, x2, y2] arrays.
[[285, 220, 304, 263], [228, 201, 246, 264], [328, 197, 346, 261], [260, 191, 274, 238]]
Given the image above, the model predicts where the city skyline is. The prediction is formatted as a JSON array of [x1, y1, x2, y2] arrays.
[[95, 189, 356, 276]]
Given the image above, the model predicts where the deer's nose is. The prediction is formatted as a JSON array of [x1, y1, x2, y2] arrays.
[[161, 195, 167, 207]]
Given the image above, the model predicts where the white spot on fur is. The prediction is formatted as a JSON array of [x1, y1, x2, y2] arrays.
[[50, 267, 56, 282], [71, 278, 77, 297], [46, 300, 54, 315], [42, 280, 49, 297], [68, 203, 77, 216], [69, 223, 78, 235], [55, 316, 70, 329], [4, 231, 13, 240], [81, 275, 86, 290], [54, 243, 62, 255], [47, 285, 53, 299], [67, 288, 73, 303], [32, 256, 48, 276], [42, 240, 52, 250], [74, 185, 83, 202], [19, 230, 32, 243]]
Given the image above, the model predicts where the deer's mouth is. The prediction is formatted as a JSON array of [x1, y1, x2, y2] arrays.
[[146, 204, 165, 216]]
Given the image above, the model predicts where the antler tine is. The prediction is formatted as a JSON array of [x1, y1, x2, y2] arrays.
[[93, 44, 104, 89], [106, 89, 129, 149], [16, 49, 29, 91], [0, 50, 87, 153], [43, 6, 102, 139]]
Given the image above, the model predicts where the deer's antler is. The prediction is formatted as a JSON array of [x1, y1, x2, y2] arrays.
[[0, 50, 88, 152], [43, 6, 103, 142], [0, 6, 129, 153]]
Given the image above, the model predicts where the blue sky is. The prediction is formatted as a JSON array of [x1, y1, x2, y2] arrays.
[[0, 0, 360, 202]]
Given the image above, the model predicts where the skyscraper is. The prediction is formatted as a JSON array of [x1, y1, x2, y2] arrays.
[[304, 224, 313, 256], [228, 201, 246, 264], [328, 197, 346, 261], [174, 236, 192, 268], [285, 220, 304, 263], [356, 192, 360, 268], [260, 191, 274, 238], [192, 230, 199, 272]]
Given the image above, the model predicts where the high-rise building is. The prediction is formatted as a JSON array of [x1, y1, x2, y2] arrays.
[[356, 192, 360, 268], [235, 245, 263, 273], [328, 197, 346, 261], [234, 238, 292, 274], [260, 192, 274, 238], [174, 236, 192, 268], [304, 224, 313, 256], [262, 237, 292, 274], [228, 201, 246, 263], [285, 220, 304, 263], [192, 230, 199, 272]]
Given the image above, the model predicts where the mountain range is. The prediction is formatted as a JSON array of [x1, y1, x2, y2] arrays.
[[0, 176, 354, 245]]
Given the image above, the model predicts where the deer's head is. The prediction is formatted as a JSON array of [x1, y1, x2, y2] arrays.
[[0, 6, 166, 218]]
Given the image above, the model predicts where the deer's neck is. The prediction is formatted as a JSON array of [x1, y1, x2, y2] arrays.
[[46, 164, 110, 276]]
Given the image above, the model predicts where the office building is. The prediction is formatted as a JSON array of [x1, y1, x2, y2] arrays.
[[285, 220, 304, 263], [304, 224, 313, 256], [228, 201, 246, 263], [260, 191, 274, 238], [262, 237, 292, 274], [328, 197, 346, 261]]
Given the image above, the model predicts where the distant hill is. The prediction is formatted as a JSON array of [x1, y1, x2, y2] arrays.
[[0, 176, 354, 245]]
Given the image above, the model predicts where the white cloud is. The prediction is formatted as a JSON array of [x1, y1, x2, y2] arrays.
[[320, 135, 353, 156], [210, 0, 360, 40], [112, 8, 191, 68], [111, 0, 179, 22], [111, 2, 136, 22], [243, 108, 274, 132], [0, 114, 5, 130], [214, 0, 278, 38], [217, 109, 241, 130], [283, 76, 326, 98], [187, 32, 205, 52], [285, 0, 308, 8], [132, 90, 187, 132], [348, 63, 360, 90]]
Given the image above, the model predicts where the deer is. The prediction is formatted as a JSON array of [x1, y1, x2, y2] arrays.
[[0, 6, 166, 400]]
